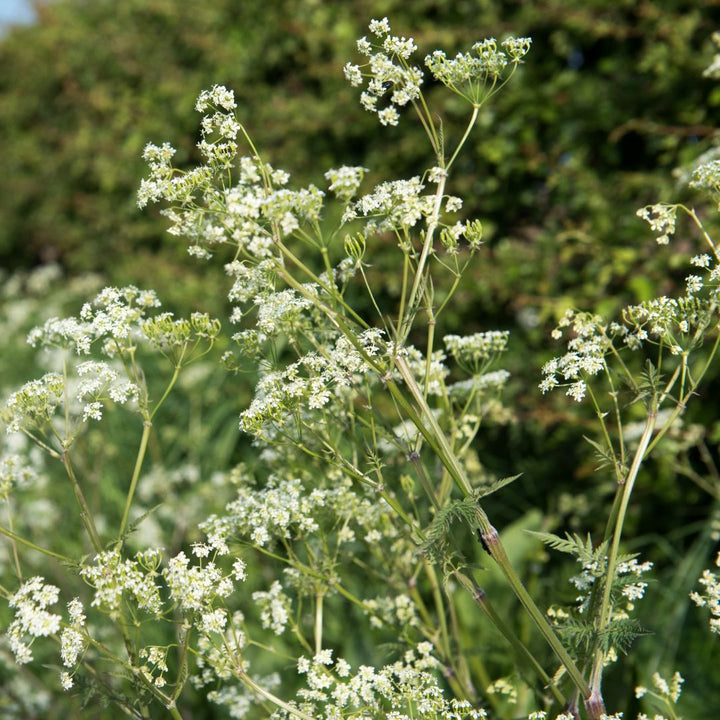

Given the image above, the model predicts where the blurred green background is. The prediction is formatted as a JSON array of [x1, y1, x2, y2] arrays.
[[1, 0, 720, 717]]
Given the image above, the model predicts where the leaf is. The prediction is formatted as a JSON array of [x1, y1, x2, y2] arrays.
[[475, 473, 522, 499], [582, 435, 617, 471], [122, 504, 163, 541], [526, 531, 608, 566], [526, 530, 587, 556]]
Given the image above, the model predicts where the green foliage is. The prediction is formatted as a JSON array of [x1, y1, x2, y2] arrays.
[[1, 0, 719, 318]]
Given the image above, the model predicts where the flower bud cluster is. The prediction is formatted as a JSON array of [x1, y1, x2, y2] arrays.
[[635, 670, 685, 708]]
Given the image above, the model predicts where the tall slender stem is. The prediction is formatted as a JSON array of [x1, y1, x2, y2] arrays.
[[587, 405, 657, 715], [116, 420, 153, 547], [62, 451, 102, 552], [0, 524, 73, 563]]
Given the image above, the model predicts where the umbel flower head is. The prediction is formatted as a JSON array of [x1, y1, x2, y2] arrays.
[[344, 18, 531, 124], [344, 17, 423, 127], [425, 36, 531, 105]]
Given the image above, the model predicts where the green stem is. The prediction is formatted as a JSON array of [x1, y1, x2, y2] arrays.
[[238, 670, 315, 720], [4, 498, 22, 579], [116, 419, 153, 546], [0, 524, 74, 563], [150, 363, 182, 422], [454, 571, 566, 706], [446, 105, 480, 171], [587, 405, 657, 715], [62, 451, 102, 552], [117, 360, 183, 547], [315, 591, 324, 655], [683, 205, 719, 259]]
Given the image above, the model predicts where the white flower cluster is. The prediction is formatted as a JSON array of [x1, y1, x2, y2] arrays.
[[140, 92, 326, 259], [74, 360, 140, 422], [636, 204, 678, 245], [201, 475, 325, 548], [255, 288, 314, 336], [4, 286, 222, 441], [344, 18, 423, 127], [325, 166, 369, 201], [540, 310, 610, 402], [225, 258, 277, 305], [238, 329, 383, 436], [27, 285, 160, 356], [195, 84, 241, 165], [58, 598, 88, 690], [542, 242, 720, 401], [691, 158, 720, 205], [78, 546, 241, 638], [615, 558, 654, 608], [164, 550, 234, 615], [345, 176, 432, 232], [6, 577, 62, 665], [139, 86, 239, 211], [200, 467, 392, 558], [444, 330, 510, 372], [621, 294, 713, 354], [570, 556, 653, 613], [690, 550, 720, 635], [426, 37, 531, 105], [275, 644, 487, 718], [80, 549, 163, 615]]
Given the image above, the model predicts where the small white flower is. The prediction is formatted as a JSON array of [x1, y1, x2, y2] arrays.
[[368, 17, 391, 36], [377, 106, 400, 126]]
